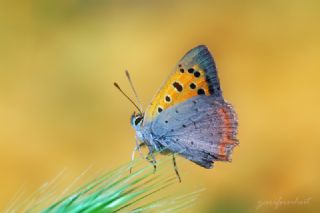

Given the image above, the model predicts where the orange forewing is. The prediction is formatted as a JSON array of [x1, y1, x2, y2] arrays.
[[144, 64, 210, 121]]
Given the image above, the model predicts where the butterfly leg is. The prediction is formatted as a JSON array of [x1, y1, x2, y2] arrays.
[[146, 151, 157, 173], [172, 154, 181, 182], [151, 154, 157, 173], [136, 137, 145, 159], [129, 146, 138, 174], [129, 138, 146, 174]]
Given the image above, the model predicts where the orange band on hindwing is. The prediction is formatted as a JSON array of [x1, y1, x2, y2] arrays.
[[217, 104, 238, 161]]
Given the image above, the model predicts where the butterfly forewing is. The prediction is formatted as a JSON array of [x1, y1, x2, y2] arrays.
[[144, 45, 222, 123]]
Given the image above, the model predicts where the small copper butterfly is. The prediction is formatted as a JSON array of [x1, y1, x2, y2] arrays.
[[115, 45, 239, 182]]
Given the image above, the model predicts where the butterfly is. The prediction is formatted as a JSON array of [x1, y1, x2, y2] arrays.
[[115, 45, 238, 182]]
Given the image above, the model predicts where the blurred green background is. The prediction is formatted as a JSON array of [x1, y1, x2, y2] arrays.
[[0, 0, 319, 212]]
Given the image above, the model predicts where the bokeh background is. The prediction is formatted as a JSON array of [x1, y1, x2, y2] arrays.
[[1, 0, 319, 212]]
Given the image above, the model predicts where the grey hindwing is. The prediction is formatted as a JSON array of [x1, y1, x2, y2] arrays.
[[150, 95, 238, 168]]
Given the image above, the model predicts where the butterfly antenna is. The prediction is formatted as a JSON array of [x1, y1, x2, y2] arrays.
[[125, 70, 143, 112], [114, 82, 142, 114]]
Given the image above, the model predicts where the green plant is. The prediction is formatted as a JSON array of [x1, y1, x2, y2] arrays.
[[5, 156, 202, 213]]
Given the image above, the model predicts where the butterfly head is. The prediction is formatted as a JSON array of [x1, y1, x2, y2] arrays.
[[130, 111, 144, 130]]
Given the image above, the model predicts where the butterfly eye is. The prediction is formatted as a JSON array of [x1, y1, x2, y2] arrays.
[[134, 116, 143, 125]]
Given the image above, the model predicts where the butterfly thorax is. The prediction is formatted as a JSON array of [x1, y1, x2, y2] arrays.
[[131, 112, 164, 152]]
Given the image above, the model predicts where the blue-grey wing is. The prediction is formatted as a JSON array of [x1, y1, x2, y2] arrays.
[[150, 95, 238, 168]]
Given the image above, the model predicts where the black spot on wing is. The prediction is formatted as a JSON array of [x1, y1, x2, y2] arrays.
[[197, 88, 205, 95], [194, 71, 200, 77], [188, 68, 194, 73], [165, 95, 171, 102], [189, 83, 196, 89], [172, 82, 183, 92]]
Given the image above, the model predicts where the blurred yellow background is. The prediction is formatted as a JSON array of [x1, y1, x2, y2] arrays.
[[0, 0, 319, 212]]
